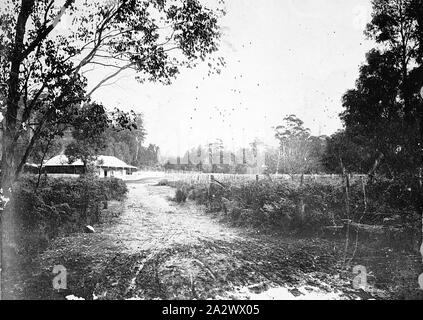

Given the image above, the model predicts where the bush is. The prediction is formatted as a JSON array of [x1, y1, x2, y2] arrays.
[[175, 188, 188, 203], [6, 174, 128, 254], [100, 177, 128, 201], [170, 177, 420, 237], [156, 179, 170, 186]]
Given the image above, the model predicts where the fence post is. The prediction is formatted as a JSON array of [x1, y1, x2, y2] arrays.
[[207, 175, 214, 209], [298, 173, 305, 222], [343, 170, 351, 265]]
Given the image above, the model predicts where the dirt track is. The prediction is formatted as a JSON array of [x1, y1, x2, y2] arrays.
[[9, 177, 378, 300]]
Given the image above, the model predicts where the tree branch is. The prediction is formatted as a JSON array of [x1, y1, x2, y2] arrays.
[[85, 62, 135, 98], [19, 0, 74, 61]]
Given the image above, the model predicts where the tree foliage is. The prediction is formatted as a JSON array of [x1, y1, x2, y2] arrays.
[[101, 113, 160, 167], [65, 102, 109, 166], [322, 130, 372, 174], [331, 0, 423, 216], [339, 0, 423, 178], [137, 143, 160, 167], [274, 115, 324, 174]]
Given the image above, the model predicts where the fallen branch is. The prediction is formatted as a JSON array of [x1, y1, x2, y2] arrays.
[[343, 221, 402, 234], [349, 222, 385, 234], [323, 226, 344, 231]]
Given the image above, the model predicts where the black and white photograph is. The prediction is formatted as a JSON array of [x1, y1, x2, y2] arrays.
[[0, 0, 423, 305]]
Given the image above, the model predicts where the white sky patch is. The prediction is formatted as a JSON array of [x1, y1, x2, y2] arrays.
[[87, 0, 374, 157]]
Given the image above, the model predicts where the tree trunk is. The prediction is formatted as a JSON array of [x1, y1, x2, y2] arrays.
[[275, 148, 280, 175], [1, 0, 35, 195], [0, 136, 18, 197], [35, 140, 53, 191]]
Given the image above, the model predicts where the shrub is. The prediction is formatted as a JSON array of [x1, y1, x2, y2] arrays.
[[156, 179, 170, 186], [175, 188, 188, 203], [6, 174, 128, 254], [170, 176, 420, 237], [101, 177, 128, 201]]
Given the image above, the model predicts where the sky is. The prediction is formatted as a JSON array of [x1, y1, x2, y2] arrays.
[[87, 0, 375, 158]]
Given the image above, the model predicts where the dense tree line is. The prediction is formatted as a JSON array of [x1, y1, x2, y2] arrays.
[[324, 0, 423, 217], [325, 0, 423, 177]]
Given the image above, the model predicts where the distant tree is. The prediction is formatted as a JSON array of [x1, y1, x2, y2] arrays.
[[138, 143, 160, 167], [307, 135, 327, 172], [263, 147, 278, 174], [103, 113, 146, 166], [133, 114, 147, 164], [274, 115, 321, 174], [103, 129, 133, 164]]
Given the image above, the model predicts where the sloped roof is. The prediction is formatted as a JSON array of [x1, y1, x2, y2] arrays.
[[44, 155, 137, 169], [44, 155, 84, 166], [24, 163, 39, 168], [96, 156, 137, 169]]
